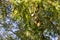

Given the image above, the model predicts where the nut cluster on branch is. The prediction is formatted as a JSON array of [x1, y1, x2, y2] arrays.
[[31, 13, 41, 27]]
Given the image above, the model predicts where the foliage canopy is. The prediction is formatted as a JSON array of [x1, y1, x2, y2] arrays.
[[0, 0, 59, 40]]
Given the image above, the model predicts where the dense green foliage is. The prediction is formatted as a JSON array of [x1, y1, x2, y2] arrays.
[[0, 0, 59, 40]]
